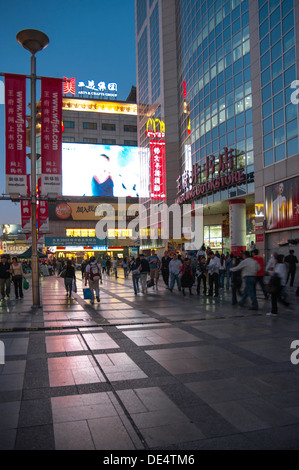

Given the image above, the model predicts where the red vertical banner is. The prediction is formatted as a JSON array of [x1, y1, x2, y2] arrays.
[[4, 74, 27, 195], [150, 140, 166, 200], [41, 77, 63, 195]]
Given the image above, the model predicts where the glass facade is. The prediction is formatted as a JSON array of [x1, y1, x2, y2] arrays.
[[177, 0, 254, 204], [259, 0, 298, 166]]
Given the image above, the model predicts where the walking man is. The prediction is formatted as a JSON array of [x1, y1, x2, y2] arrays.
[[161, 250, 171, 288], [148, 250, 160, 290], [285, 249, 298, 287], [139, 254, 150, 294], [85, 256, 102, 305], [253, 249, 268, 299], [207, 251, 221, 297], [231, 251, 259, 310], [169, 253, 182, 292], [0, 255, 11, 301]]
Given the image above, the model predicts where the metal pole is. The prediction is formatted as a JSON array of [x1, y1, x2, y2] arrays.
[[30, 53, 40, 308]]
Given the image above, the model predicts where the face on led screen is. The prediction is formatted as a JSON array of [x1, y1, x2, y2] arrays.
[[62, 143, 140, 197]]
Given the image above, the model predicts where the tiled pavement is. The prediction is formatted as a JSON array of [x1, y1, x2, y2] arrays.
[[0, 270, 299, 450]]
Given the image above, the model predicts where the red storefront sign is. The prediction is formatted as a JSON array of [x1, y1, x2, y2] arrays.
[[41, 77, 63, 195], [4, 74, 27, 195], [150, 140, 166, 200]]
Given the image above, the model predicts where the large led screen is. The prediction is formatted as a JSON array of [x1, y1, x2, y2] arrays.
[[62, 143, 140, 197]]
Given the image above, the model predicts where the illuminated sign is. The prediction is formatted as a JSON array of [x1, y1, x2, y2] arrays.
[[255, 204, 265, 217], [62, 77, 118, 98], [78, 80, 117, 99], [146, 118, 165, 138], [146, 118, 167, 200], [150, 141, 166, 199], [63, 77, 76, 95], [175, 147, 249, 204]]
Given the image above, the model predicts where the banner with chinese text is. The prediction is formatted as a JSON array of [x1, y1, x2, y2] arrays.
[[37, 178, 49, 233], [5, 74, 27, 195], [41, 77, 63, 195], [20, 175, 31, 234]]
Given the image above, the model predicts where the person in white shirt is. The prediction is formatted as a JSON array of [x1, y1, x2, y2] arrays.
[[265, 252, 278, 273], [230, 251, 259, 310], [169, 254, 182, 292], [207, 252, 221, 297], [266, 254, 290, 316]]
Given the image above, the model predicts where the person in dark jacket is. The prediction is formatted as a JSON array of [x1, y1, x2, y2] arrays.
[[0, 255, 11, 300], [285, 250, 298, 287], [181, 258, 194, 296], [139, 254, 150, 294], [196, 256, 207, 295], [64, 260, 76, 298], [161, 251, 171, 288]]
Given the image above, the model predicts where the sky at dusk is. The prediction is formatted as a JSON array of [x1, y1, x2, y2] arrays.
[[0, 0, 136, 225]]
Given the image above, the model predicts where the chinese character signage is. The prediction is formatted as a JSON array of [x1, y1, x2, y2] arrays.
[[265, 176, 299, 230], [150, 141, 166, 200], [20, 175, 31, 234], [37, 179, 49, 234], [4, 74, 27, 195], [63, 77, 76, 95], [41, 77, 63, 195], [175, 147, 246, 204], [78, 79, 118, 99]]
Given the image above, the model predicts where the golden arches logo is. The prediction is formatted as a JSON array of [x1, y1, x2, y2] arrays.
[[146, 118, 165, 137]]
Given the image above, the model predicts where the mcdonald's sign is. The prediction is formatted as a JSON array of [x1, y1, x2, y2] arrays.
[[146, 118, 165, 138]]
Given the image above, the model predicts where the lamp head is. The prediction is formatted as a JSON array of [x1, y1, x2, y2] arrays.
[[16, 29, 49, 54]]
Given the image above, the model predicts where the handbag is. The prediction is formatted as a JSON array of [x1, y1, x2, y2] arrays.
[[147, 279, 154, 287], [83, 287, 92, 299], [23, 278, 29, 290], [59, 269, 66, 278]]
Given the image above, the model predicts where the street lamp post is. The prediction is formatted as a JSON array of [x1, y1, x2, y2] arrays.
[[16, 29, 49, 308]]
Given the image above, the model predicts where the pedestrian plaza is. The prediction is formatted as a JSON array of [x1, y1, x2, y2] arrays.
[[0, 270, 299, 450]]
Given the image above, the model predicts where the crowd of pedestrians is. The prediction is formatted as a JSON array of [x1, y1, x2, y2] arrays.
[[50, 245, 298, 316], [0, 255, 28, 301], [125, 245, 298, 316]]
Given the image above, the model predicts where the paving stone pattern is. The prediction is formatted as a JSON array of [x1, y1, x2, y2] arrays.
[[0, 270, 299, 450]]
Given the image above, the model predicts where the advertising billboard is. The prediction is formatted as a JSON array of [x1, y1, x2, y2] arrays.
[[265, 176, 299, 230], [62, 143, 141, 197]]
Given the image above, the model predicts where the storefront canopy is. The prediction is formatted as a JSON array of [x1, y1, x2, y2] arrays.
[[18, 247, 45, 259]]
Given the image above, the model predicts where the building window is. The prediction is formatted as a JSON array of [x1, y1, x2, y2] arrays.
[[62, 136, 75, 142], [102, 123, 116, 131], [83, 122, 97, 130], [102, 139, 116, 145], [124, 140, 137, 146], [124, 125, 137, 132], [63, 121, 75, 128], [83, 138, 98, 143]]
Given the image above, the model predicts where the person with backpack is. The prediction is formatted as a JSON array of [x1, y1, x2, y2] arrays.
[[85, 256, 102, 305]]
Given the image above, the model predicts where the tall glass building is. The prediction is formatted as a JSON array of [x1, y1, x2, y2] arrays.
[[135, 0, 299, 257]]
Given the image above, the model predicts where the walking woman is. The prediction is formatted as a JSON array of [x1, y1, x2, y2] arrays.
[[64, 259, 76, 298], [10, 257, 25, 299]]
